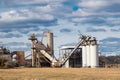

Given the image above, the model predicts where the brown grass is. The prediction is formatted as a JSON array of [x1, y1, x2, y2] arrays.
[[0, 68, 120, 80]]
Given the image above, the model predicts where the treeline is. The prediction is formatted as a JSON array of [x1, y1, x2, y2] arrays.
[[99, 55, 120, 65], [0, 47, 15, 68]]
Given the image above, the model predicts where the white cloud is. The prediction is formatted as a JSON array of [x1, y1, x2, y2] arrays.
[[0, 10, 28, 22], [34, 5, 53, 13], [105, 41, 118, 44], [72, 9, 90, 17], [10, 45, 27, 49], [4, 0, 65, 6], [72, 9, 120, 17], [69, 0, 120, 24], [71, 17, 91, 23], [106, 17, 120, 25], [0, 7, 55, 23], [70, 8, 120, 25], [0, 0, 67, 17], [79, 0, 108, 10]]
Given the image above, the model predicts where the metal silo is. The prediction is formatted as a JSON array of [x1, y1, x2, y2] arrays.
[[86, 45, 91, 67], [46, 32, 54, 56], [82, 45, 87, 67], [90, 38, 99, 68], [16, 51, 25, 66]]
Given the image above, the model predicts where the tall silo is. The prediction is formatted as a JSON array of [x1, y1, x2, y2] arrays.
[[82, 45, 87, 67], [90, 38, 99, 68], [86, 45, 91, 67], [46, 32, 54, 56]]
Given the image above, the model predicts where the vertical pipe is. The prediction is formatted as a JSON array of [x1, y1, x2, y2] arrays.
[[46, 32, 54, 56], [82, 45, 87, 67], [36, 52, 40, 67]]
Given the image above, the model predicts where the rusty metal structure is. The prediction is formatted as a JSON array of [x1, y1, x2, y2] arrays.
[[16, 51, 25, 66], [28, 32, 55, 67], [11, 51, 25, 66], [0, 46, 25, 68]]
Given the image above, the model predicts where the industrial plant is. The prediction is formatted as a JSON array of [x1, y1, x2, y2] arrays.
[[1, 31, 120, 68], [28, 31, 99, 68]]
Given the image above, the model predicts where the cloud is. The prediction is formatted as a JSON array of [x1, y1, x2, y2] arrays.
[[106, 17, 120, 26], [0, 0, 65, 8], [59, 42, 76, 48], [100, 37, 120, 42], [60, 28, 72, 33], [87, 27, 106, 32], [111, 28, 120, 32], [78, 0, 108, 10], [78, 0, 120, 11], [0, 9, 56, 23], [70, 9, 120, 25], [69, 0, 120, 26], [5, 42, 31, 52], [99, 37, 120, 55], [0, 0, 72, 19], [0, 6, 58, 34], [0, 33, 22, 38], [0, 26, 40, 34], [1, 0, 120, 27], [105, 3, 120, 12]]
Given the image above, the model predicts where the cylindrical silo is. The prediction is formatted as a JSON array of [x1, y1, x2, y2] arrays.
[[90, 37, 99, 68], [16, 51, 25, 66], [90, 44, 99, 68], [46, 32, 54, 56], [82, 45, 87, 67], [86, 45, 91, 67]]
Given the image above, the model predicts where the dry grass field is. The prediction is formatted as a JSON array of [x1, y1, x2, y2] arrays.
[[0, 68, 120, 80]]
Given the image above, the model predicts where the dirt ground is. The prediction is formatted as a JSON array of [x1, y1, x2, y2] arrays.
[[0, 68, 120, 80]]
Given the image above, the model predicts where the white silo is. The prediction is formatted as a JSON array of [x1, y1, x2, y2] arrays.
[[82, 45, 87, 67], [86, 45, 91, 67], [90, 39, 99, 68]]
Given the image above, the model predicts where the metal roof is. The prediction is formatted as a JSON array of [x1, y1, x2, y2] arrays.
[[60, 46, 82, 50]]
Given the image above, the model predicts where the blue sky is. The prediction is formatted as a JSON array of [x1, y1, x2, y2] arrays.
[[0, 0, 120, 57]]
